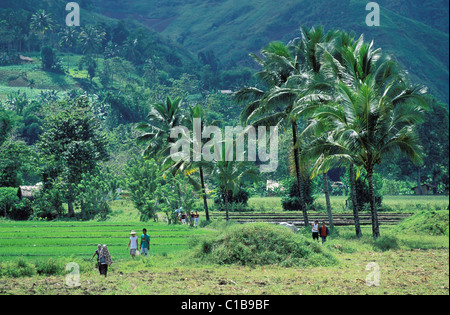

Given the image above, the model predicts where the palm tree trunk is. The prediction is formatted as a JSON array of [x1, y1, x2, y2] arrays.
[[292, 122, 308, 226], [224, 192, 229, 222], [323, 172, 334, 230], [199, 166, 210, 221], [367, 166, 380, 239], [349, 165, 362, 238], [417, 167, 423, 195]]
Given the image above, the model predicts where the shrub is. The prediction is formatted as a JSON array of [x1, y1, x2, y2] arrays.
[[282, 177, 315, 211], [214, 186, 250, 211], [373, 235, 400, 251], [0, 187, 33, 220], [394, 210, 449, 236], [0, 258, 36, 278], [35, 258, 65, 276], [0, 187, 18, 218], [194, 223, 337, 267]]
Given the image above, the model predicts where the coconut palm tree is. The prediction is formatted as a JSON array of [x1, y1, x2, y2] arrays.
[[79, 25, 105, 56], [162, 104, 220, 221], [236, 41, 309, 224], [30, 10, 55, 47], [236, 26, 340, 226], [136, 96, 185, 160], [59, 27, 78, 72], [307, 34, 428, 238]]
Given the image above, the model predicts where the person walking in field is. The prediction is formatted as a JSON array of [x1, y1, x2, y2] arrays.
[[312, 220, 319, 242], [319, 222, 330, 244], [91, 244, 102, 274], [127, 231, 139, 258], [194, 211, 200, 227], [140, 228, 150, 257], [98, 245, 113, 277]]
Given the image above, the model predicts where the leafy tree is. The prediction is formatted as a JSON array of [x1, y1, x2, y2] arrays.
[[40, 46, 56, 70], [38, 96, 108, 217], [76, 168, 117, 220], [0, 137, 36, 188], [124, 157, 162, 222]]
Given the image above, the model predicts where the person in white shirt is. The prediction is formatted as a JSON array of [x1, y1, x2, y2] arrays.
[[312, 220, 319, 241], [126, 231, 139, 258]]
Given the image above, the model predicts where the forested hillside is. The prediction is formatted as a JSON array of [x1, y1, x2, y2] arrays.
[[94, 0, 449, 103]]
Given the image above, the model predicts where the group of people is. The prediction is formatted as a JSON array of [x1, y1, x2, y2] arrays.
[[91, 221, 330, 277], [127, 229, 151, 258], [178, 210, 200, 227], [311, 220, 330, 244], [91, 229, 150, 277]]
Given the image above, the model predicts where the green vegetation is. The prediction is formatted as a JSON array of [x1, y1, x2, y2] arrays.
[[0, 209, 448, 294], [394, 210, 449, 236], [193, 223, 338, 267], [0, 0, 448, 296]]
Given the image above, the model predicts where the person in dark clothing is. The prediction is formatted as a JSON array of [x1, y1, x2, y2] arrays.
[[319, 222, 330, 244]]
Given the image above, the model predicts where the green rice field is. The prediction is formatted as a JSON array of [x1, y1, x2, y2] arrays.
[[0, 221, 215, 261]]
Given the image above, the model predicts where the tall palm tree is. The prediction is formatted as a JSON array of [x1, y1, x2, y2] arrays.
[[59, 27, 78, 71], [236, 26, 340, 227], [308, 34, 428, 239], [136, 96, 184, 160], [162, 104, 219, 221], [30, 10, 55, 47], [236, 41, 309, 225], [79, 25, 105, 56]]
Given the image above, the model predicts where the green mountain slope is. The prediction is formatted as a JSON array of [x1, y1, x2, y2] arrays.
[[94, 0, 449, 103]]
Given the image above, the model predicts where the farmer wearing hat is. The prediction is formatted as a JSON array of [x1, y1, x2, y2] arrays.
[[126, 230, 139, 258]]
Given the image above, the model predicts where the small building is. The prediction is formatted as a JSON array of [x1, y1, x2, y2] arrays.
[[411, 184, 435, 195], [17, 185, 41, 201], [219, 90, 233, 95], [19, 55, 34, 64]]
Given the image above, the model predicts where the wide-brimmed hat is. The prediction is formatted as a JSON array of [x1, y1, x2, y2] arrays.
[[130, 231, 136, 235]]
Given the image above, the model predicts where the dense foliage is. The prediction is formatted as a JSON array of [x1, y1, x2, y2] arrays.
[[0, 1, 448, 235]]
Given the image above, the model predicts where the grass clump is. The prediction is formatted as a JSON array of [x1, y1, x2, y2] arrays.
[[194, 223, 338, 267], [394, 210, 449, 236], [0, 258, 37, 278]]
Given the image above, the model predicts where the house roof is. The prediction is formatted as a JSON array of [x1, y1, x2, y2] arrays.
[[19, 55, 34, 62], [17, 185, 41, 199]]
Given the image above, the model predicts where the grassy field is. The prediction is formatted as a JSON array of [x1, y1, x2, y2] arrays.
[[0, 196, 448, 295], [0, 220, 216, 261]]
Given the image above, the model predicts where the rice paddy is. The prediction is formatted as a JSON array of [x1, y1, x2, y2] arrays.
[[0, 221, 215, 261]]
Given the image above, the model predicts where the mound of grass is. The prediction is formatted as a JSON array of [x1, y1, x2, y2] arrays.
[[394, 210, 449, 236], [194, 223, 337, 267]]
